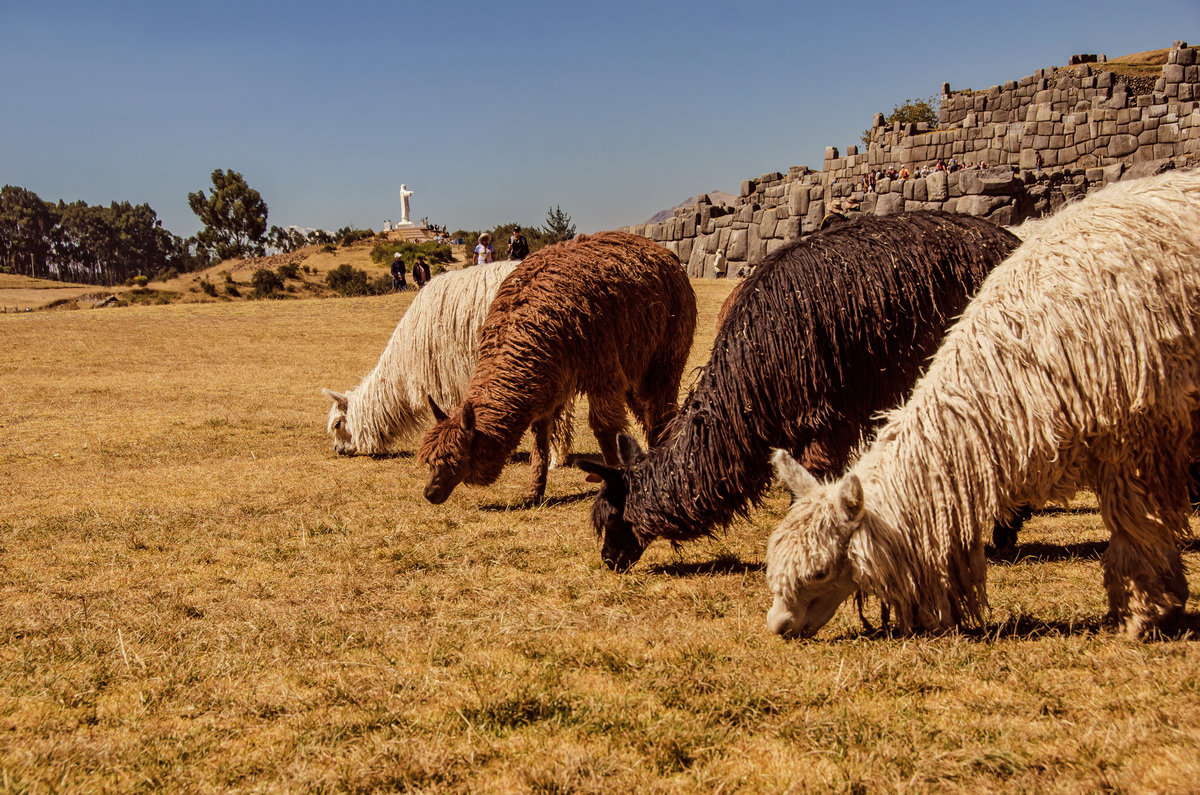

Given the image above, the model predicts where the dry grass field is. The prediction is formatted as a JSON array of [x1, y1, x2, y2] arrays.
[[2, 280, 1199, 792]]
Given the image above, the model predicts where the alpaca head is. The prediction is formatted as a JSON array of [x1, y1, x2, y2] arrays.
[[322, 388, 356, 455], [419, 398, 488, 504], [765, 449, 863, 639], [578, 434, 649, 572]]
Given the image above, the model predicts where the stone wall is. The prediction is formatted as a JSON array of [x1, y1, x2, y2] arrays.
[[628, 42, 1200, 278]]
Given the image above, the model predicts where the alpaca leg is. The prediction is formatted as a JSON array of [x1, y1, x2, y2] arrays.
[[634, 368, 682, 448], [1102, 532, 1187, 638], [992, 504, 1033, 549], [1097, 464, 1189, 638], [588, 392, 629, 466], [523, 417, 552, 505], [548, 396, 575, 470]]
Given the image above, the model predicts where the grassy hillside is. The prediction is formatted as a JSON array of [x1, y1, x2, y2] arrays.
[[0, 234, 470, 312], [1, 281, 1198, 790]]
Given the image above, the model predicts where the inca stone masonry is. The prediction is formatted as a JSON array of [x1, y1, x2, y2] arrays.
[[627, 42, 1200, 278]]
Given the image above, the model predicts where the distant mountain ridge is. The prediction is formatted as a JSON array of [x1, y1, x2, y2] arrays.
[[644, 191, 737, 225]]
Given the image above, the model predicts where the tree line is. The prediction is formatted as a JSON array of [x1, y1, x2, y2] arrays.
[[0, 185, 208, 286], [1, 167, 580, 287]]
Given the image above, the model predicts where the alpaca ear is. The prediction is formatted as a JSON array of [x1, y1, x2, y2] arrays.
[[617, 433, 646, 466], [460, 401, 475, 434], [772, 449, 819, 497], [427, 395, 448, 422], [322, 388, 348, 410], [577, 458, 622, 484], [837, 474, 865, 522]]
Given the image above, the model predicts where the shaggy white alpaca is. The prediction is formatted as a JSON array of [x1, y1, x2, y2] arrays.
[[324, 260, 573, 461], [766, 168, 1200, 640]]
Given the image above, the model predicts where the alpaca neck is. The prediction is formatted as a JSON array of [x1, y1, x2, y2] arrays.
[[626, 411, 778, 542], [847, 386, 1017, 630], [462, 395, 538, 485], [348, 343, 418, 454]]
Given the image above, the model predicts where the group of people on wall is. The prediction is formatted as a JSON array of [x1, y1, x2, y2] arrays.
[[858, 159, 993, 192]]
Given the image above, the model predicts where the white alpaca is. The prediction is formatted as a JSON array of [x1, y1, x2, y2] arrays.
[[324, 260, 573, 461], [766, 168, 1200, 640]]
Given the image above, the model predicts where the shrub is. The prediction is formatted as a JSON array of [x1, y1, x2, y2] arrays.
[[131, 275, 149, 288], [325, 264, 371, 296], [335, 227, 375, 247], [370, 240, 454, 268], [325, 264, 393, 296], [199, 279, 218, 297], [251, 268, 285, 299], [223, 271, 234, 283], [276, 262, 300, 280], [321, 244, 336, 254], [225, 283, 240, 297]]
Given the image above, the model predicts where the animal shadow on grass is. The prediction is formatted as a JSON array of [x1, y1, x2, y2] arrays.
[[969, 612, 1200, 642], [987, 540, 1108, 564], [478, 490, 596, 512], [989, 537, 1200, 564], [842, 604, 1200, 643], [366, 451, 413, 460], [650, 553, 764, 577]]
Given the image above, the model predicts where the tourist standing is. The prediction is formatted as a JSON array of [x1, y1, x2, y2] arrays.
[[474, 233, 494, 267], [413, 256, 431, 288], [390, 253, 407, 291], [507, 226, 530, 260]]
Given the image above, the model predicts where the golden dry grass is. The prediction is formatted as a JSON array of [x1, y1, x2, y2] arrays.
[[2, 281, 1199, 791], [0, 274, 103, 312]]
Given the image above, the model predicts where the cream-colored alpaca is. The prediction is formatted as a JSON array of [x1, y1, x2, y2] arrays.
[[766, 169, 1200, 640], [324, 260, 572, 462]]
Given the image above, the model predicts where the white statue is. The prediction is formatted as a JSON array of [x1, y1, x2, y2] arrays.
[[399, 184, 414, 225]]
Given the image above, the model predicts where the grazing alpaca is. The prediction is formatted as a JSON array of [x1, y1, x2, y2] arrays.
[[581, 212, 1020, 570], [766, 169, 1200, 640], [323, 260, 573, 464], [419, 231, 697, 505]]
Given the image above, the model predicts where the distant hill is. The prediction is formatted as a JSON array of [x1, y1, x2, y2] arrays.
[[644, 191, 738, 225]]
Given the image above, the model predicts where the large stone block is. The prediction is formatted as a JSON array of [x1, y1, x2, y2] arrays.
[[1164, 63, 1186, 83], [1108, 134, 1139, 157], [957, 194, 1008, 216], [875, 192, 904, 215], [781, 217, 802, 242], [912, 177, 928, 202], [678, 237, 693, 265], [926, 171, 949, 201], [787, 183, 809, 216], [726, 229, 748, 261]]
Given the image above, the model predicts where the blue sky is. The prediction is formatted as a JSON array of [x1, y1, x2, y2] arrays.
[[2, 1, 1196, 238]]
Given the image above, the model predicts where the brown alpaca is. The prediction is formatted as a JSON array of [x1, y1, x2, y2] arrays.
[[419, 231, 697, 505]]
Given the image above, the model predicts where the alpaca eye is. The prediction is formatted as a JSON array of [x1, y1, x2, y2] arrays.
[[810, 567, 829, 582]]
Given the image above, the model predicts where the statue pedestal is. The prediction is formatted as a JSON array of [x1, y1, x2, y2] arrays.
[[392, 220, 417, 228]]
